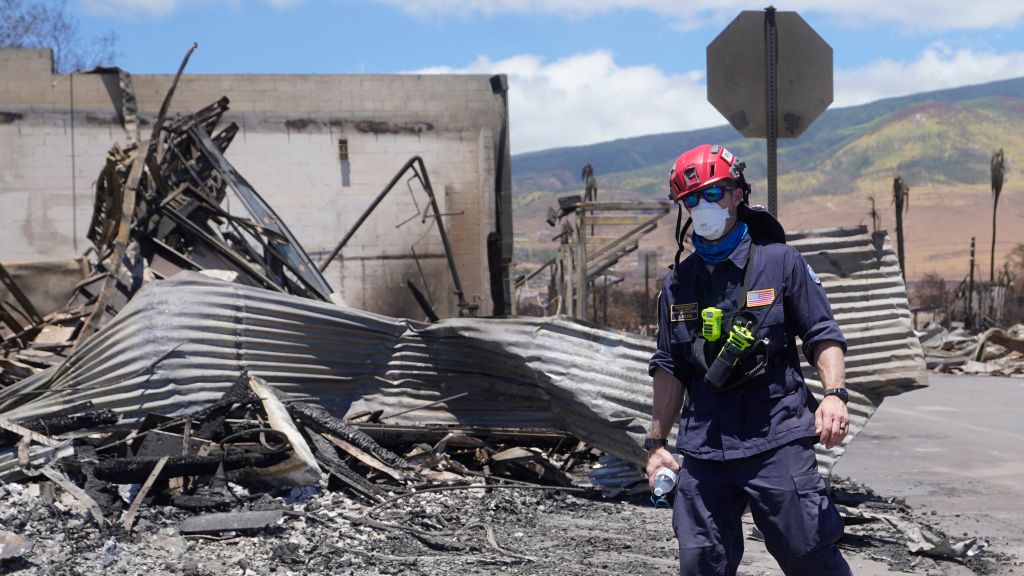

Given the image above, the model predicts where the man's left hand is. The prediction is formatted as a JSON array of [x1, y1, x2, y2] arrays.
[[815, 395, 849, 449]]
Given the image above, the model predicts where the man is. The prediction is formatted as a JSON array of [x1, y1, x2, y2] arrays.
[[646, 144, 852, 576]]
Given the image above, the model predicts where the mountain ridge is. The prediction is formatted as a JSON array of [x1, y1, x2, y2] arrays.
[[510, 76, 1024, 283], [512, 76, 1024, 193]]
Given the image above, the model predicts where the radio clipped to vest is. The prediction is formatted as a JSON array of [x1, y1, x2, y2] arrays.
[[701, 307, 723, 342], [704, 311, 760, 391]]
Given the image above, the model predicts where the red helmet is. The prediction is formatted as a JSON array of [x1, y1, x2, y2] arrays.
[[669, 144, 744, 201]]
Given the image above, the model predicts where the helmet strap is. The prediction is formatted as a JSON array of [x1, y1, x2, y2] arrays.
[[671, 204, 692, 288]]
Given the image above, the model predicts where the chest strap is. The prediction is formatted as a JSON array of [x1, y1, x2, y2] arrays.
[[689, 244, 786, 392]]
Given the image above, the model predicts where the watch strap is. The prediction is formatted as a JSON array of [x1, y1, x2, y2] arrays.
[[823, 388, 849, 404], [643, 436, 668, 450]]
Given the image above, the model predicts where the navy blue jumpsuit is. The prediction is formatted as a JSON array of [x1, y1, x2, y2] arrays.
[[649, 232, 852, 576]]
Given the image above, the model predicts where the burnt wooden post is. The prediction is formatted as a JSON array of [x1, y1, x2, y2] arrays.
[[968, 236, 976, 328], [892, 176, 909, 280]]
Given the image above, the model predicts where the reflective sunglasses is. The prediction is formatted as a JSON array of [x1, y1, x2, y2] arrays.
[[680, 185, 732, 209]]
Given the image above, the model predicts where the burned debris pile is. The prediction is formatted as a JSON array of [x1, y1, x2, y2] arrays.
[[0, 371, 604, 572], [0, 62, 954, 571], [1, 95, 335, 389], [0, 89, 628, 570], [919, 323, 1024, 377]]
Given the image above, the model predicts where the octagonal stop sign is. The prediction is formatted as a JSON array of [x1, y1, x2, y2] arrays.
[[707, 11, 832, 138]]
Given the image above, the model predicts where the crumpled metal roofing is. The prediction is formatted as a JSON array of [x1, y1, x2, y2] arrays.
[[0, 226, 925, 479], [789, 226, 928, 474], [0, 272, 655, 475]]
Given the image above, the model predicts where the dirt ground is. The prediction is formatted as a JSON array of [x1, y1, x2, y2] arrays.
[[1, 373, 1022, 576]]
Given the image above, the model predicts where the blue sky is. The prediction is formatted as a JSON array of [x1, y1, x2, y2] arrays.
[[73, 0, 1024, 152]]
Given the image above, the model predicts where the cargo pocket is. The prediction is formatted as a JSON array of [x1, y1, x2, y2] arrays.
[[790, 470, 844, 556], [672, 473, 716, 549]]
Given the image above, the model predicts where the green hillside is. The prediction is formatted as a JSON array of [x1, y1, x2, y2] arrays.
[[512, 76, 1024, 208], [511, 77, 1024, 283]]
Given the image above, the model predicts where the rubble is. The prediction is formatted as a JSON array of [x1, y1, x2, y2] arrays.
[[0, 55, 965, 575], [920, 323, 1024, 377], [1, 89, 337, 388]]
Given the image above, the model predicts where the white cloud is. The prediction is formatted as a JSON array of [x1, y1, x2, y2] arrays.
[[80, 0, 297, 18], [82, 0, 1024, 30], [374, 0, 1024, 32], [415, 51, 720, 153], [80, 0, 182, 17], [835, 43, 1024, 106], [418, 45, 1024, 153]]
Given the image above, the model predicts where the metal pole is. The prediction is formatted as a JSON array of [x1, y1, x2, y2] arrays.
[[968, 237, 976, 328], [764, 6, 779, 216]]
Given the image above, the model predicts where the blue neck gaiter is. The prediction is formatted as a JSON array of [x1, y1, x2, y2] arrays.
[[693, 221, 747, 266]]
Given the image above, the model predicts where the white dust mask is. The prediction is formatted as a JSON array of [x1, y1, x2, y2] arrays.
[[690, 199, 731, 240]]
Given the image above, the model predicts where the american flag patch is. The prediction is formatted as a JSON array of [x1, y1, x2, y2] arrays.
[[746, 288, 775, 308]]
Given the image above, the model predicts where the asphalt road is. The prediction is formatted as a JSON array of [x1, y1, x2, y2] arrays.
[[834, 373, 1024, 574]]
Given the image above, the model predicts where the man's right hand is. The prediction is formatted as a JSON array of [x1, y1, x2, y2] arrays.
[[646, 446, 681, 492]]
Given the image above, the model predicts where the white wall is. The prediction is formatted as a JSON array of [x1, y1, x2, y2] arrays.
[[0, 48, 509, 318]]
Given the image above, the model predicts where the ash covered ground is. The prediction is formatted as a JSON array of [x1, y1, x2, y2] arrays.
[[0, 475, 1017, 576]]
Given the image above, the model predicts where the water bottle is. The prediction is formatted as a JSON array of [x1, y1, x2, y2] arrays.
[[652, 453, 684, 498]]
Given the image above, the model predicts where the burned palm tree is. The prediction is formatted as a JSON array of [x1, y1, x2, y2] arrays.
[[990, 149, 1006, 284], [892, 175, 910, 280]]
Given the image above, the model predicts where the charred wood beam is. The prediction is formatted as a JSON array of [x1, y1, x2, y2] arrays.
[[0, 263, 43, 326], [91, 451, 289, 484], [288, 402, 412, 471], [306, 429, 387, 502], [357, 424, 574, 451], [170, 493, 236, 512], [189, 379, 258, 441], [0, 410, 120, 448]]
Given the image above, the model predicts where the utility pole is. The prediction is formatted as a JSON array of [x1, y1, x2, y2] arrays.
[[968, 236, 976, 329]]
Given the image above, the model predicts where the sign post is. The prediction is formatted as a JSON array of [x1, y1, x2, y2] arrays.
[[707, 7, 832, 216]]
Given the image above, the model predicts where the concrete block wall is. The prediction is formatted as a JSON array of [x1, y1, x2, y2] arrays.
[[0, 48, 511, 318]]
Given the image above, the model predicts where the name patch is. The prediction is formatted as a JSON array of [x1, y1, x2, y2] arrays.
[[670, 303, 698, 322], [746, 288, 776, 308]]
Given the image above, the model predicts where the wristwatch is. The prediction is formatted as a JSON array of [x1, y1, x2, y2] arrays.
[[643, 436, 668, 450], [823, 388, 849, 404]]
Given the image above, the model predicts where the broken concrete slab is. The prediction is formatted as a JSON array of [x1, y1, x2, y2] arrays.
[[0, 529, 33, 561]]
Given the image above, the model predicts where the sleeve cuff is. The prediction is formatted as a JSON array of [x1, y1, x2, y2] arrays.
[[801, 322, 847, 365]]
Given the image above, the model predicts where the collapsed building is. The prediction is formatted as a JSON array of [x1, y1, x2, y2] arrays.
[[0, 47, 512, 319], [0, 46, 941, 570]]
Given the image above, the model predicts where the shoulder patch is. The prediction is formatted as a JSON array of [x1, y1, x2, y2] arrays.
[[807, 263, 821, 285]]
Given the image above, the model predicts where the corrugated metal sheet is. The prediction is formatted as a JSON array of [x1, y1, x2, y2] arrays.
[[0, 273, 655, 477], [0, 226, 926, 480], [789, 226, 928, 474]]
